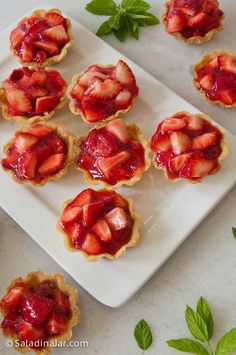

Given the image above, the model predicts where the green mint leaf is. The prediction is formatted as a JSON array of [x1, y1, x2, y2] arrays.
[[121, 0, 150, 13], [114, 15, 129, 41], [232, 227, 236, 239], [134, 319, 153, 351], [96, 21, 113, 36], [196, 297, 214, 340], [108, 12, 122, 30], [129, 12, 160, 26], [127, 16, 139, 39], [167, 338, 210, 354], [216, 328, 236, 355], [185, 306, 209, 342], [86, 0, 118, 15]]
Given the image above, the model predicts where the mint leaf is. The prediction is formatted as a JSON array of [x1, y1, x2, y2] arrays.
[[127, 16, 139, 39], [134, 319, 153, 351], [122, 0, 150, 13], [185, 306, 209, 342], [114, 15, 129, 41], [96, 21, 113, 36], [196, 297, 214, 340], [129, 12, 159, 25], [86, 0, 118, 15], [167, 338, 210, 354], [216, 328, 236, 355], [108, 12, 122, 30], [232, 227, 236, 239]]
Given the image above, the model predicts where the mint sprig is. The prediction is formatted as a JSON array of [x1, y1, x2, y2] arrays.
[[167, 297, 236, 355], [134, 319, 153, 351], [85, 0, 159, 41]]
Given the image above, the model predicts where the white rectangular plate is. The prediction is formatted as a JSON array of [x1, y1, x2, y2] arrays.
[[1, 5, 236, 307]]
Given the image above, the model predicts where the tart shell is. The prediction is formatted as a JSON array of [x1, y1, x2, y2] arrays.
[[0, 271, 80, 355], [74, 122, 151, 190], [193, 50, 236, 108], [2, 122, 76, 187], [10, 8, 73, 68], [152, 111, 229, 184], [57, 192, 141, 261], [162, 0, 224, 44]]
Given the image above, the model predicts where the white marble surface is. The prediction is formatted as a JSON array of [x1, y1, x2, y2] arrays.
[[0, 1, 236, 354]]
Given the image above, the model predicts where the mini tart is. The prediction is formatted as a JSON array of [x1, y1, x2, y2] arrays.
[[150, 111, 228, 183], [10, 8, 73, 68], [0, 271, 80, 355], [193, 50, 236, 108], [67, 60, 139, 124], [2, 123, 75, 186], [162, 0, 224, 44], [75, 118, 151, 190], [57, 188, 141, 261]]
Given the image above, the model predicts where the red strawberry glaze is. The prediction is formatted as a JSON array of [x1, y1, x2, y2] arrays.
[[195, 54, 236, 106], [10, 10, 70, 65], [2, 124, 67, 184], [60, 189, 134, 255], [0, 280, 71, 349], [165, 0, 223, 39], [151, 113, 223, 181], [2, 67, 67, 118]]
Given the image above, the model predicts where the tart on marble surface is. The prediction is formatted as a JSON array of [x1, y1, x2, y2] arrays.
[[1, 123, 75, 186], [150, 111, 228, 183], [193, 50, 236, 108], [58, 188, 140, 261], [0, 271, 80, 354], [0, 67, 67, 124], [67, 60, 139, 123], [163, 0, 224, 44], [75, 118, 151, 189], [10, 8, 72, 67]]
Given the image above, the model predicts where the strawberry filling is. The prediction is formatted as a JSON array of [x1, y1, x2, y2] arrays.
[[70, 60, 139, 123], [165, 0, 223, 39], [10, 11, 70, 64], [60, 189, 134, 255], [0, 280, 71, 349], [151, 112, 223, 181], [2, 124, 67, 183], [195, 54, 236, 105], [2, 67, 67, 117], [76, 119, 145, 185]]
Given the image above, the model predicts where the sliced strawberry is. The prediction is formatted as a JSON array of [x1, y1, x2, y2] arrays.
[[10, 27, 25, 48], [105, 207, 128, 231], [219, 55, 236, 75], [69, 222, 87, 247], [34, 50, 47, 63], [18, 152, 38, 179], [186, 115, 203, 130], [21, 43, 33, 62], [18, 321, 47, 344], [71, 83, 85, 100], [34, 40, 59, 55], [207, 57, 219, 70], [2, 150, 20, 170], [186, 12, 209, 27], [115, 89, 132, 109], [31, 71, 47, 86], [170, 153, 192, 173], [106, 118, 129, 143], [79, 71, 108, 87], [72, 189, 94, 207], [38, 153, 65, 176], [14, 133, 38, 154], [192, 132, 217, 150], [151, 135, 171, 152], [27, 124, 53, 137], [28, 86, 48, 99], [161, 118, 186, 132], [22, 294, 55, 325], [97, 151, 130, 178], [44, 12, 65, 27], [166, 14, 185, 33], [218, 90, 235, 105], [113, 193, 128, 208], [199, 74, 215, 90], [38, 281, 56, 299], [5, 87, 32, 113], [16, 74, 32, 90], [180, 6, 197, 16], [170, 132, 191, 154], [61, 205, 82, 227], [1, 312, 23, 334], [55, 290, 70, 314], [115, 60, 136, 88], [92, 218, 112, 242], [2, 286, 25, 309], [43, 24, 68, 44], [46, 312, 68, 335], [49, 135, 66, 154], [82, 233, 103, 255], [185, 158, 215, 178], [83, 201, 104, 227], [36, 95, 60, 114], [89, 78, 122, 100]]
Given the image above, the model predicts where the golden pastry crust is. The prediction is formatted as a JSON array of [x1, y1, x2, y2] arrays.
[[2, 122, 76, 187], [67, 64, 133, 124], [74, 121, 151, 190], [0, 68, 67, 124], [0, 271, 80, 355], [162, 0, 224, 44], [10, 8, 73, 68], [57, 192, 141, 261], [193, 50, 236, 108], [152, 111, 229, 184]]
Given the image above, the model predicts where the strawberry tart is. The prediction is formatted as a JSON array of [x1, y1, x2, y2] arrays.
[[151, 111, 228, 183], [75, 118, 150, 189], [163, 0, 224, 44], [58, 189, 140, 261], [1, 123, 75, 186], [194, 50, 236, 108], [67, 60, 139, 123], [0, 67, 67, 124], [10, 8, 72, 67], [0, 272, 80, 354]]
